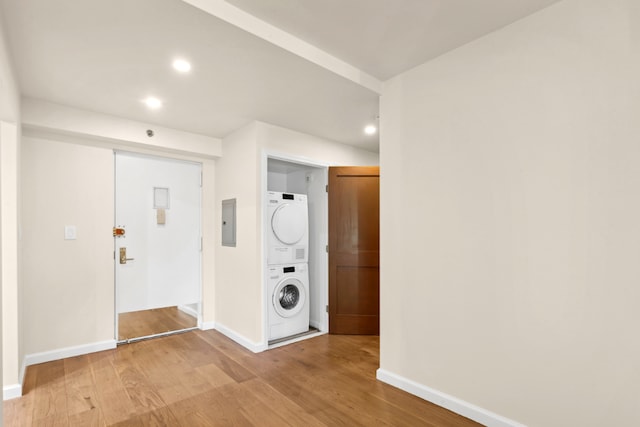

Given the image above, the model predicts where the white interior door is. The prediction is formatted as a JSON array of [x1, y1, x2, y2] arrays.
[[115, 152, 201, 314]]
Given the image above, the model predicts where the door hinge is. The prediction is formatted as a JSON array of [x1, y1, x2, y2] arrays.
[[325, 184, 328, 192], [326, 245, 328, 253], [326, 305, 329, 313], [200, 171, 203, 187]]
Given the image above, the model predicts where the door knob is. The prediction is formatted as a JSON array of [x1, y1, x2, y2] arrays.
[[119, 247, 135, 264]]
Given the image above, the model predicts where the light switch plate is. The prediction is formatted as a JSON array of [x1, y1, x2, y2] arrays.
[[64, 225, 77, 240], [157, 208, 166, 225]]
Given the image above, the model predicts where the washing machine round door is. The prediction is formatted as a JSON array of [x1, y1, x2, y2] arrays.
[[271, 203, 306, 245], [273, 278, 306, 318]]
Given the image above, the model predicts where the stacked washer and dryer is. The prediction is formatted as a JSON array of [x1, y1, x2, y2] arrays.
[[266, 191, 310, 341]]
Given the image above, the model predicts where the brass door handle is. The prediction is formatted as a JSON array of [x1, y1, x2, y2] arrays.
[[119, 248, 135, 264]]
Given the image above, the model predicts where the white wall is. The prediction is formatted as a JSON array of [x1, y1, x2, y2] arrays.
[[259, 123, 379, 166], [267, 171, 288, 192], [379, 0, 640, 426], [22, 137, 114, 354], [0, 118, 4, 404], [1, 122, 20, 397], [215, 121, 379, 347], [214, 123, 261, 345], [1, 10, 21, 402], [0, 14, 19, 123]]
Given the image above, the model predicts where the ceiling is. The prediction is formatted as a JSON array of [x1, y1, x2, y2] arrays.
[[0, 0, 561, 152], [224, 0, 561, 81]]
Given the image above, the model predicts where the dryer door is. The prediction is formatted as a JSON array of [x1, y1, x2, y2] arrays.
[[273, 278, 306, 318], [271, 203, 306, 245]]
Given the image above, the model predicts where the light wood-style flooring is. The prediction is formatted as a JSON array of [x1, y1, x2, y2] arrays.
[[4, 331, 481, 426], [118, 307, 197, 341]]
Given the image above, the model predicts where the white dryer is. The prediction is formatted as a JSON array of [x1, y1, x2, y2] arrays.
[[267, 264, 310, 341], [267, 191, 308, 265]]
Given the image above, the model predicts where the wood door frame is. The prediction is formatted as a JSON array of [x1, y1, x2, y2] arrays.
[[261, 151, 330, 347], [113, 150, 204, 342]]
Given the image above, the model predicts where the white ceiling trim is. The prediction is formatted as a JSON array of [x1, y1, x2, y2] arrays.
[[180, 0, 382, 94]]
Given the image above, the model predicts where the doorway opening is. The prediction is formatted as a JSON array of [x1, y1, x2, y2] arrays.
[[265, 155, 329, 347], [115, 151, 202, 343]]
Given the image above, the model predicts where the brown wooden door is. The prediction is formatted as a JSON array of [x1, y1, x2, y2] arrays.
[[328, 166, 380, 334]]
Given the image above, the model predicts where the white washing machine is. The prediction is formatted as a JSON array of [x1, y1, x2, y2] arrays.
[[267, 264, 310, 341], [267, 191, 308, 265]]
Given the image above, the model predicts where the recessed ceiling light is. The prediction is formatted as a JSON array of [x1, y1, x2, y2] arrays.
[[364, 125, 377, 135], [172, 58, 191, 73], [143, 97, 162, 109]]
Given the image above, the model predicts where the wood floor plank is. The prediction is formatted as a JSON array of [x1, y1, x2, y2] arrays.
[[241, 378, 327, 427], [89, 359, 136, 425], [187, 335, 256, 383], [133, 340, 196, 406], [28, 413, 70, 426], [167, 383, 254, 426], [109, 406, 182, 427], [213, 379, 290, 427], [31, 361, 68, 423], [4, 332, 482, 427], [3, 396, 34, 427], [277, 346, 432, 425], [111, 348, 167, 416], [314, 406, 372, 427], [93, 389, 134, 426], [194, 362, 236, 389], [67, 407, 106, 427], [63, 355, 102, 418]]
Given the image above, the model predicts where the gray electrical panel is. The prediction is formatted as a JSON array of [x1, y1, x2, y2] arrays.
[[221, 198, 236, 247]]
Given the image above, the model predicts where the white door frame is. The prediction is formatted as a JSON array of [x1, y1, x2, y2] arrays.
[[261, 150, 329, 347], [114, 150, 203, 342]]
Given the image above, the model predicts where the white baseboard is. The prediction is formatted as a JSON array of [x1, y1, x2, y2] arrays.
[[3, 358, 29, 401], [19, 359, 26, 386], [24, 340, 117, 367], [200, 320, 216, 331], [178, 304, 198, 319], [376, 369, 526, 427], [209, 322, 266, 353], [3, 384, 21, 400]]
